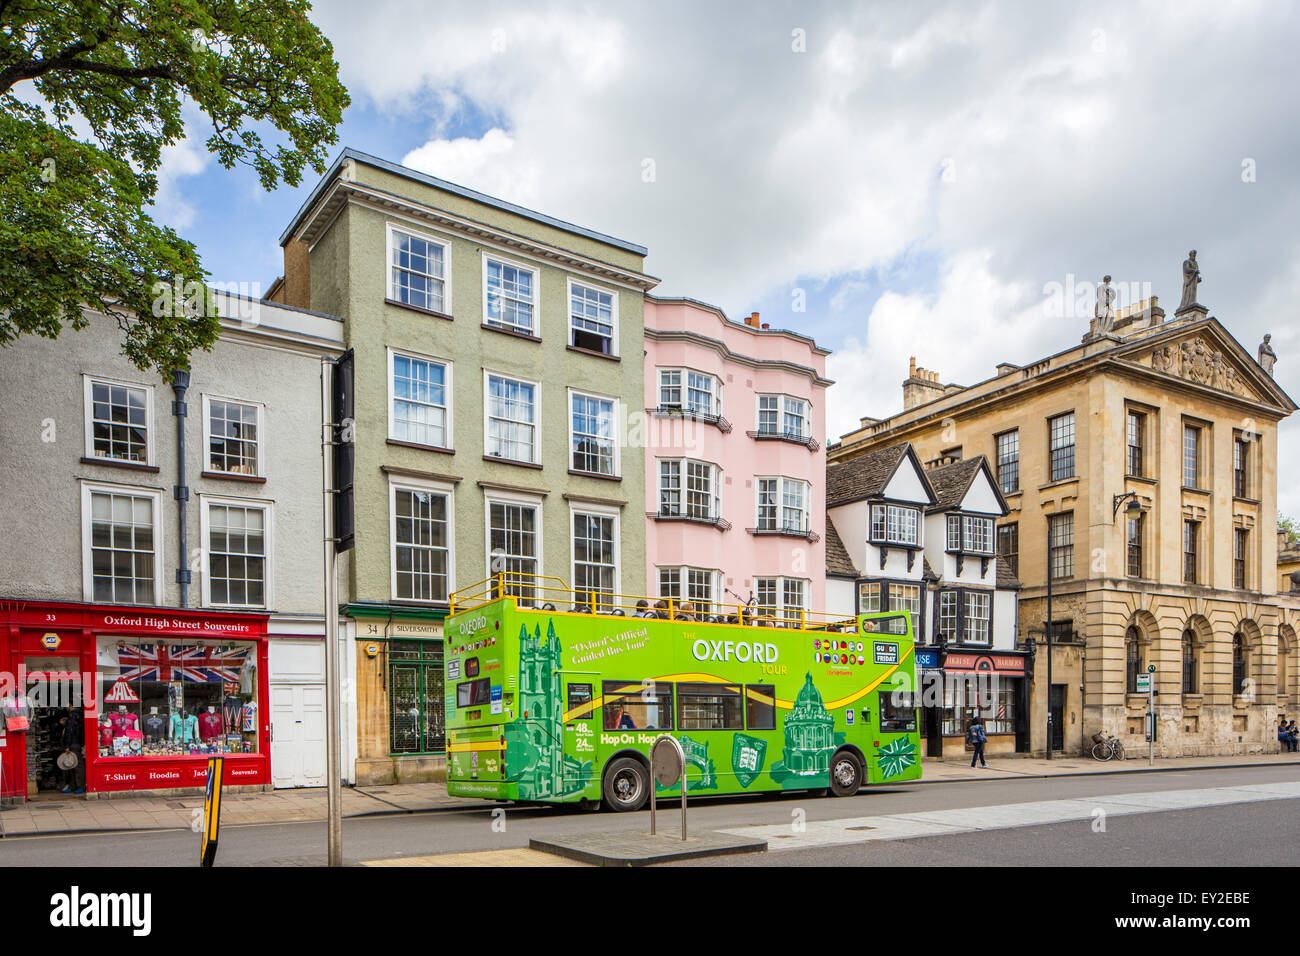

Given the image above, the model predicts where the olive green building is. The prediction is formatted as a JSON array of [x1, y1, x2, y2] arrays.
[[271, 149, 656, 783]]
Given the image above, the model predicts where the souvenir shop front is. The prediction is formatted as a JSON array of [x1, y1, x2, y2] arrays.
[[1, 601, 270, 798]]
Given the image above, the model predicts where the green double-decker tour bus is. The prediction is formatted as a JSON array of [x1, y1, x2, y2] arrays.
[[444, 575, 922, 811]]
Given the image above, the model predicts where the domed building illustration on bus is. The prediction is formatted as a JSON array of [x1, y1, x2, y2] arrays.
[[771, 673, 838, 781]]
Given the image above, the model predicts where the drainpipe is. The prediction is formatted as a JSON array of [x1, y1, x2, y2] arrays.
[[172, 370, 192, 607]]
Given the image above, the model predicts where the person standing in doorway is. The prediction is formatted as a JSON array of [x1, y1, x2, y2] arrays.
[[59, 709, 84, 794], [967, 714, 988, 768]]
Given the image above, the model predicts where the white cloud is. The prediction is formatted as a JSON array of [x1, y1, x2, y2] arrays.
[[307, 0, 1300, 512], [151, 111, 211, 231], [402, 128, 541, 207], [825, 251, 1046, 440]]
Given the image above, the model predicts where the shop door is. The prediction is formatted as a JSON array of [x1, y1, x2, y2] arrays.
[[270, 684, 326, 788], [1048, 684, 1066, 752]]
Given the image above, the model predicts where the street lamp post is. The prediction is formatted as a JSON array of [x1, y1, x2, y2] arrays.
[[1045, 523, 1052, 760]]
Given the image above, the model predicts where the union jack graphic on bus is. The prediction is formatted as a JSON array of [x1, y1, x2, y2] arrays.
[[117, 643, 250, 682]]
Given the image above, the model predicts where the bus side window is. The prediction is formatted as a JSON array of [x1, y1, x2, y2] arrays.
[[745, 685, 776, 730], [567, 683, 593, 716], [877, 688, 917, 732], [601, 681, 673, 731]]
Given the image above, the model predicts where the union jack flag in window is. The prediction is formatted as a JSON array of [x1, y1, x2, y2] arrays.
[[117, 642, 250, 682]]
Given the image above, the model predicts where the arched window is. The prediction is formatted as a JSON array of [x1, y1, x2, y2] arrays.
[[1280, 633, 1292, 698], [1232, 632, 1247, 695], [1125, 626, 1143, 694], [1182, 629, 1198, 694]]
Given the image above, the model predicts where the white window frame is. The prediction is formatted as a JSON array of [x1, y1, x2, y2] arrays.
[[568, 388, 620, 477], [484, 489, 543, 604], [755, 393, 811, 438], [567, 277, 618, 356], [947, 513, 995, 555], [658, 458, 721, 520], [755, 476, 810, 533], [388, 475, 455, 604], [870, 503, 920, 546], [570, 502, 621, 609], [80, 480, 165, 604], [963, 590, 992, 645], [83, 375, 156, 466], [388, 347, 454, 450], [199, 494, 274, 609], [386, 222, 452, 313], [754, 576, 809, 622], [482, 251, 539, 336], [201, 394, 266, 478], [657, 566, 721, 615], [658, 367, 720, 417], [483, 370, 541, 465]]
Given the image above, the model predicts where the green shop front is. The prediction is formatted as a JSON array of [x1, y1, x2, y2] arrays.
[[345, 605, 447, 785]]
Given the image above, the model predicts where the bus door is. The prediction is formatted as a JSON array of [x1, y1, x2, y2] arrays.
[[562, 680, 598, 794]]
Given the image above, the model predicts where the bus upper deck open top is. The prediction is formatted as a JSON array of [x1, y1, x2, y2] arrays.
[[444, 575, 922, 811]]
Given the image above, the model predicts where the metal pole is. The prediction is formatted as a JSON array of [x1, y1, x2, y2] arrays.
[[1045, 523, 1053, 760], [172, 370, 190, 607], [1148, 677, 1155, 766], [320, 358, 343, 867], [679, 752, 687, 841]]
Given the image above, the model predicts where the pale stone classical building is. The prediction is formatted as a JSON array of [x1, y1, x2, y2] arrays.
[[830, 297, 1297, 757]]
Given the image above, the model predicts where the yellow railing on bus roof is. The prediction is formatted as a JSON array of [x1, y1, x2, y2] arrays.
[[449, 573, 864, 633]]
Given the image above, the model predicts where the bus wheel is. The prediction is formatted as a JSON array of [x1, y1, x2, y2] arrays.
[[602, 757, 649, 812], [829, 751, 863, 797]]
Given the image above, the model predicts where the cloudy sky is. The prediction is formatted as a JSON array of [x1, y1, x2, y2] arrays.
[[162, 0, 1300, 516]]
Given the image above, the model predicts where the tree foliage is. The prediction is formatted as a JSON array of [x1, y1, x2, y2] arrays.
[[0, 0, 349, 372]]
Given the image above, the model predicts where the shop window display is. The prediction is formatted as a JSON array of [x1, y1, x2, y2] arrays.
[[97, 639, 259, 758]]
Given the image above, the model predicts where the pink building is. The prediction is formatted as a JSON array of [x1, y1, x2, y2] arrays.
[[643, 297, 832, 618]]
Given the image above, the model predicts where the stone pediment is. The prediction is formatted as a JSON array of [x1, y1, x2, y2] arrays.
[[1143, 334, 1263, 401]]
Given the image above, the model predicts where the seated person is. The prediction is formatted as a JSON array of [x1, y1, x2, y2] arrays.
[[676, 602, 696, 622], [606, 703, 636, 730], [652, 600, 669, 619]]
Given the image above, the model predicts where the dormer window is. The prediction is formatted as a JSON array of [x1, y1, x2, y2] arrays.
[[869, 504, 919, 546], [946, 514, 994, 555]]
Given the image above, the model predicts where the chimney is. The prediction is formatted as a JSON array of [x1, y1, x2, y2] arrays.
[[745, 311, 761, 328], [761, 323, 770, 330], [902, 357, 946, 410], [281, 238, 312, 310]]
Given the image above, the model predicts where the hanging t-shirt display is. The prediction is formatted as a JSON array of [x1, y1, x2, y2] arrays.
[[142, 712, 167, 739], [108, 710, 138, 737], [197, 710, 223, 741], [223, 696, 242, 735], [241, 701, 257, 733], [170, 712, 199, 744]]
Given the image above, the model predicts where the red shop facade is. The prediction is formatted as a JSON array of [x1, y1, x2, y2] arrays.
[[1, 601, 270, 798]]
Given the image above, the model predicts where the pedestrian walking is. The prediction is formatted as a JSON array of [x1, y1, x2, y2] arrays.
[[59, 709, 85, 794], [967, 714, 988, 768]]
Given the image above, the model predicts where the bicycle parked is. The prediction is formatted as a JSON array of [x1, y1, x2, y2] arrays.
[[1091, 732, 1125, 761]]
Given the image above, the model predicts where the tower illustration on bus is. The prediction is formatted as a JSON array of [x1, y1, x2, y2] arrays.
[[444, 574, 922, 811]]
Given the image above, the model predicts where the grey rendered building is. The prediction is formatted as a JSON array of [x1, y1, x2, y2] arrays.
[[0, 292, 342, 796]]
